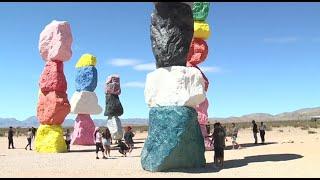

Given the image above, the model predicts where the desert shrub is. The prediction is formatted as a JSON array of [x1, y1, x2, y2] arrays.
[[279, 129, 284, 133], [266, 126, 272, 131], [308, 130, 317, 134], [301, 126, 309, 130]]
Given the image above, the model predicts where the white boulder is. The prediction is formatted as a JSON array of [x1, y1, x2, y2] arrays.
[[106, 116, 123, 140], [144, 66, 206, 108], [70, 91, 102, 114]]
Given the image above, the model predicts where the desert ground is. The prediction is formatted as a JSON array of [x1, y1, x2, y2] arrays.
[[0, 127, 319, 178]]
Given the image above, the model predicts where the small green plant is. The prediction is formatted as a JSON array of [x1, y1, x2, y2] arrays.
[[308, 130, 317, 134]]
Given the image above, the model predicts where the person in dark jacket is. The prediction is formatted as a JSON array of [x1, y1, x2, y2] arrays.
[[117, 140, 129, 157], [252, 120, 258, 144], [210, 122, 226, 168], [8, 127, 15, 149], [124, 126, 135, 154]]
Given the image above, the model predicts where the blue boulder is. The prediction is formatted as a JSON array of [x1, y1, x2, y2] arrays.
[[141, 106, 206, 172], [75, 66, 97, 92]]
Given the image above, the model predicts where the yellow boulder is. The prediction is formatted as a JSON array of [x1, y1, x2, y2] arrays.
[[75, 53, 97, 68], [35, 124, 67, 153], [194, 21, 211, 40]]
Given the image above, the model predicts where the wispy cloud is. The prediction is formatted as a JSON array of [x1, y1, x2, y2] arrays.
[[199, 66, 222, 73], [123, 81, 145, 88], [133, 63, 156, 71], [263, 37, 298, 43], [109, 58, 140, 67]]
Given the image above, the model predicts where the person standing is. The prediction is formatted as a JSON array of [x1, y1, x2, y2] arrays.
[[124, 126, 135, 154], [231, 123, 241, 149], [259, 122, 266, 144], [102, 128, 112, 158], [64, 129, 72, 152], [252, 120, 258, 144], [210, 122, 226, 168], [31, 127, 36, 139], [94, 127, 106, 159], [25, 128, 33, 150], [8, 127, 15, 149]]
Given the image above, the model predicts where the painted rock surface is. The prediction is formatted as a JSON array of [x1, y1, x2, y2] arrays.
[[75, 66, 97, 92], [187, 38, 208, 66], [192, 2, 210, 21], [35, 125, 67, 153], [70, 91, 102, 115], [75, 53, 97, 68], [105, 75, 121, 95], [104, 94, 124, 117], [39, 60, 67, 93], [194, 21, 211, 40], [106, 116, 123, 140], [71, 114, 95, 145]]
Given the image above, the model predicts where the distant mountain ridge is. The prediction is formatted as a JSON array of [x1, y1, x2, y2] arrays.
[[1, 107, 319, 128]]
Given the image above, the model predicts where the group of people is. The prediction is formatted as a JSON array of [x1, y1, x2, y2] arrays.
[[208, 120, 267, 168], [7, 127, 37, 150], [93, 126, 135, 159]]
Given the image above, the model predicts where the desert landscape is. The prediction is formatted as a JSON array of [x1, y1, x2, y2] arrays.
[[1, 126, 319, 178]]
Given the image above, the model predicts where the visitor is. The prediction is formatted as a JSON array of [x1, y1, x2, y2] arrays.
[[31, 127, 36, 139], [8, 127, 15, 149], [259, 122, 267, 144], [252, 120, 258, 144], [25, 128, 33, 150], [102, 128, 112, 158], [64, 129, 72, 152], [117, 139, 129, 157], [211, 122, 226, 168], [231, 123, 241, 149], [94, 127, 106, 159], [124, 126, 135, 154]]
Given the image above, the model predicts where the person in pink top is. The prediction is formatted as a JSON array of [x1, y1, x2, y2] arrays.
[[93, 127, 106, 159]]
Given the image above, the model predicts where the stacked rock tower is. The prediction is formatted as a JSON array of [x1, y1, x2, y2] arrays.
[[70, 54, 102, 145], [35, 20, 72, 153], [141, 2, 207, 172], [187, 2, 212, 150], [104, 75, 124, 141]]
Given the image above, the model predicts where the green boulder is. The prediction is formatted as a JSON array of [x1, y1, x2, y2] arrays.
[[192, 2, 210, 21]]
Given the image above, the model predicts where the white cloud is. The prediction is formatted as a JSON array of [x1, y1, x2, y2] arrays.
[[133, 63, 156, 71], [263, 37, 298, 43], [199, 66, 221, 73], [123, 81, 145, 88], [109, 58, 140, 67]]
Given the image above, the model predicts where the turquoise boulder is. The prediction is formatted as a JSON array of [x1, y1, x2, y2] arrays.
[[141, 106, 206, 172]]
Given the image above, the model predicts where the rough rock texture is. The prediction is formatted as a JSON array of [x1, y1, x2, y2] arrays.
[[190, 65, 209, 92], [71, 114, 95, 145], [39, 60, 67, 93], [35, 125, 67, 153], [195, 98, 209, 125], [75, 53, 97, 68], [105, 75, 121, 95], [141, 106, 206, 172], [194, 21, 211, 40], [151, 2, 194, 68], [104, 94, 123, 117], [187, 38, 208, 66], [200, 124, 214, 151], [37, 91, 70, 125], [75, 66, 97, 92], [70, 91, 102, 115], [192, 2, 210, 21], [39, 20, 73, 62], [144, 66, 206, 108], [106, 116, 123, 140]]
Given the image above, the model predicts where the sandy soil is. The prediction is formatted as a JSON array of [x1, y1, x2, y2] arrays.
[[0, 127, 319, 178]]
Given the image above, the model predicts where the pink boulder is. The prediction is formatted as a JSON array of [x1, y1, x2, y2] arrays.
[[200, 124, 213, 151], [39, 60, 67, 93], [39, 20, 73, 62], [71, 114, 95, 145], [105, 75, 121, 95], [196, 98, 209, 125], [37, 91, 70, 125], [187, 38, 208, 66]]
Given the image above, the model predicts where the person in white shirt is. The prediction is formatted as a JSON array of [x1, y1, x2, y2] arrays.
[[93, 127, 106, 159], [25, 128, 33, 150], [259, 122, 266, 144], [64, 129, 72, 152]]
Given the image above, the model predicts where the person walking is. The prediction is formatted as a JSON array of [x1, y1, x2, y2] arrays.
[[231, 123, 241, 149], [124, 126, 135, 154], [259, 122, 266, 144], [102, 128, 112, 158], [8, 127, 15, 149], [64, 129, 72, 152], [94, 127, 106, 159], [25, 128, 33, 150], [252, 120, 258, 144]]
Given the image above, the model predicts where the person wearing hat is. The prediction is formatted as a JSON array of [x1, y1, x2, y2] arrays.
[[124, 126, 135, 154], [93, 127, 106, 159]]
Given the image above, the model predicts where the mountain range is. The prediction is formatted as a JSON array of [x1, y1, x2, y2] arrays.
[[1, 107, 319, 128]]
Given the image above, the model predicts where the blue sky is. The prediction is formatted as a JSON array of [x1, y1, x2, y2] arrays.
[[0, 2, 319, 121]]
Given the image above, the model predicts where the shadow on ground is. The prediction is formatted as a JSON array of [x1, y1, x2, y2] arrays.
[[225, 142, 278, 150], [168, 153, 303, 173]]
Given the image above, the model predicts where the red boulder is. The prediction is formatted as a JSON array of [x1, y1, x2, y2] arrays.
[[39, 60, 67, 93], [37, 91, 70, 125], [187, 38, 208, 66]]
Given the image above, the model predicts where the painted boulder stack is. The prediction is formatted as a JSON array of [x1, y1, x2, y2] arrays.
[[35, 20, 73, 153], [70, 54, 102, 145], [187, 2, 213, 151], [141, 2, 206, 172], [104, 75, 124, 141]]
